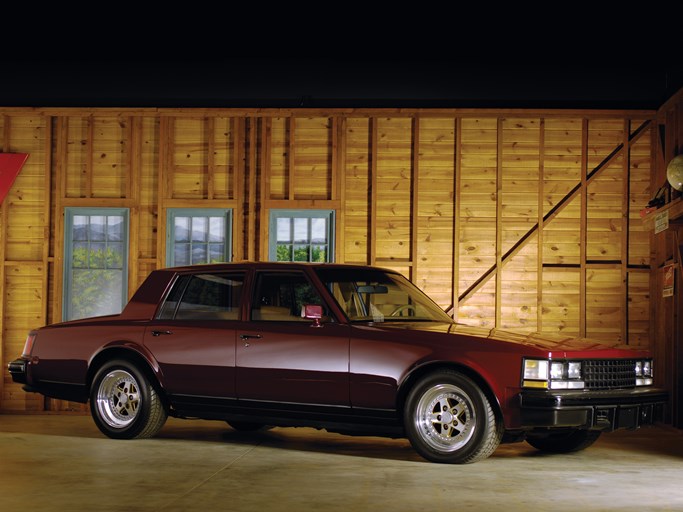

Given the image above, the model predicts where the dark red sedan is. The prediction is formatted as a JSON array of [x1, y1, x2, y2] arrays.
[[8, 262, 668, 463]]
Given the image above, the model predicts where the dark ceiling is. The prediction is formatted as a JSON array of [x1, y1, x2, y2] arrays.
[[1, 60, 681, 110]]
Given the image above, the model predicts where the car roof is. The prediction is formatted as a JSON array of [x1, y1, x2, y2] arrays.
[[161, 261, 398, 274]]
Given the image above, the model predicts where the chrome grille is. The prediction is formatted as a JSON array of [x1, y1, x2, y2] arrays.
[[582, 359, 636, 389]]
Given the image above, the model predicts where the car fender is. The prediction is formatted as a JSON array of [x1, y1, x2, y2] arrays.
[[87, 340, 167, 395], [397, 354, 513, 422]]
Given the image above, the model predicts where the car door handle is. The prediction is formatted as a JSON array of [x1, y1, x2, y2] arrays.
[[239, 334, 262, 347], [151, 330, 173, 337], [239, 334, 262, 340]]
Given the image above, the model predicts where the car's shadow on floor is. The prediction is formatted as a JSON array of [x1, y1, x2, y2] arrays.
[[157, 422, 426, 463], [157, 420, 683, 463]]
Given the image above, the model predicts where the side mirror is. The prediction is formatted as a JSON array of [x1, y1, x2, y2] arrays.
[[302, 304, 324, 327]]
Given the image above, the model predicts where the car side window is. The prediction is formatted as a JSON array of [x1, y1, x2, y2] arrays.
[[157, 273, 244, 320], [251, 272, 326, 322]]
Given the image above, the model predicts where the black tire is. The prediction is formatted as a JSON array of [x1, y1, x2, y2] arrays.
[[89, 359, 167, 440], [526, 430, 602, 453], [404, 369, 503, 464]]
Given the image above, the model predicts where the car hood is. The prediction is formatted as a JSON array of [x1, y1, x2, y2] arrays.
[[357, 321, 647, 355]]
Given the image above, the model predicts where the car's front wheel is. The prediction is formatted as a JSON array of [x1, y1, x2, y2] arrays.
[[90, 359, 167, 440], [526, 429, 602, 453], [404, 370, 503, 464]]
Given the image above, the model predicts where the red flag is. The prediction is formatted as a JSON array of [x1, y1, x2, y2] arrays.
[[0, 153, 29, 204]]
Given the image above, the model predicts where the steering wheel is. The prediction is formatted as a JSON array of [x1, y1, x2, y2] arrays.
[[390, 304, 417, 317]]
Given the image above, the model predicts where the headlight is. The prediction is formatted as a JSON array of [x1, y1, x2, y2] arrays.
[[523, 359, 549, 388], [636, 359, 653, 386], [522, 358, 584, 389], [567, 362, 582, 379], [550, 362, 564, 380]]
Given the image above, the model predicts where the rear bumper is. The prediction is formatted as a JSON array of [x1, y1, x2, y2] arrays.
[[519, 387, 668, 430], [7, 357, 87, 402], [8, 358, 28, 385]]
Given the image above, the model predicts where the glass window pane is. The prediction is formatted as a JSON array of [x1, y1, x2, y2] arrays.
[[277, 218, 291, 242], [174, 217, 190, 242], [311, 245, 327, 262], [209, 217, 225, 242], [73, 242, 89, 268], [167, 209, 232, 267], [89, 243, 106, 268], [71, 269, 123, 319], [276, 244, 292, 262], [252, 273, 326, 321], [293, 245, 309, 262], [89, 216, 106, 241], [73, 216, 88, 241], [107, 216, 124, 241], [311, 218, 327, 243], [209, 243, 225, 263], [66, 208, 129, 321], [175, 273, 244, 320], [175, 244, 191, 266], [294, 218, 308, 243], [269, 210, 333, 263], [191, 217, 208, 243], [191, 244, 207, 264], [107, 243, 124, 269], [158, 275, 190, 319]]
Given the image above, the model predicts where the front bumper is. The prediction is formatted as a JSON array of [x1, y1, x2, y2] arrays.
[[520, 387, 668, 430], [8, 357, 28, 385]]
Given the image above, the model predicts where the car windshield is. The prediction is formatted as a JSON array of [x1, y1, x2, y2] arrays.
[[314, 267, 454, 323]]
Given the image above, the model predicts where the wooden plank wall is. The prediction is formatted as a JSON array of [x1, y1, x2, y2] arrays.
[[0, 106, 661, 414], [1, 113, 49, 413], [652, 88, 683, 426]]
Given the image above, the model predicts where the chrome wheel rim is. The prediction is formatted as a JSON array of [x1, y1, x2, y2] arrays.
[[95, 369, 141, 429], [414, 384, 476, 453]]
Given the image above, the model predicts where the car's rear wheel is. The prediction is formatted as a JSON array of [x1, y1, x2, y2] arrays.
[[404, 369, 503, 464], [526, 429, 602, 453], [90, 359, 167, 440]]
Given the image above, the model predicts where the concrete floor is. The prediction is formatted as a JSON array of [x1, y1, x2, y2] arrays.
[[0, 414, 682, 512]]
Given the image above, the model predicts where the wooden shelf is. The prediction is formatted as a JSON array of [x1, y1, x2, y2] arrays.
[[642, 196, 683, 230]]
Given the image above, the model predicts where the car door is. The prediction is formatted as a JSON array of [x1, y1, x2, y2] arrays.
[[235, 270, 350, 407], [144, 271, 245, 399]]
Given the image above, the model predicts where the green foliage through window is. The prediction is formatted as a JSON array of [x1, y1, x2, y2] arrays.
[[270, 210, 334, 262], [64, 209, 129, 321]]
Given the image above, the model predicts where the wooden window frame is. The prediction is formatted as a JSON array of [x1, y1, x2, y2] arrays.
[[63, 207, 130, 321], [165, 208, 233, 267], [268, 209, 335, 263]]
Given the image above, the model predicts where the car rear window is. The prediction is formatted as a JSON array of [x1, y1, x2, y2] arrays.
[[157, 272, 244, 320]]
